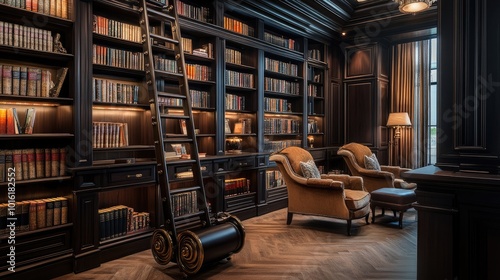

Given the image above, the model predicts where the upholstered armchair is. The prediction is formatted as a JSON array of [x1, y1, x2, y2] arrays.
[[337, 142, 417, 193], [269, 146, 371, 236]]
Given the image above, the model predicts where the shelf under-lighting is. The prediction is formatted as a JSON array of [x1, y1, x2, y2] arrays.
[[93, 105, 146, 111], [0, 101, 60, 107]]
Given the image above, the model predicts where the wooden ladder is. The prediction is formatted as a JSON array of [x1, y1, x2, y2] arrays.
[[138, 0, 211, 265]]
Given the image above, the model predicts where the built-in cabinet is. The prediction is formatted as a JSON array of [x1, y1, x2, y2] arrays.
[[0, 2, 75, 279], [0, 0, 338, 277]]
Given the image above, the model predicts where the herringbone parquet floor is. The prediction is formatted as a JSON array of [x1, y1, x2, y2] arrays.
[[56, 208, 417, 280]]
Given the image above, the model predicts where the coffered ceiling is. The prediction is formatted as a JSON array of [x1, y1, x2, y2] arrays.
[[231, 0, 437, 42]]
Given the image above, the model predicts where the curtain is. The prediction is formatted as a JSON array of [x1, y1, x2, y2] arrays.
[[390, 40, 430, 168]]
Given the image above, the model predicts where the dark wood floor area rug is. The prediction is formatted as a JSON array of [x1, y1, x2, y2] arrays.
[[56, 208, 417, 280]]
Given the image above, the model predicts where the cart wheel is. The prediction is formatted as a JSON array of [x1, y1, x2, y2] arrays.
[[177, 230, 203, 275], [151, 229, 173, 265]]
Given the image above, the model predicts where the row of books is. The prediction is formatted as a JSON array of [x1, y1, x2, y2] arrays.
[[308, 84, 321, 97], [0, 0, 72, 19], [0, 21, 54, 52], [93, 15, 141, 43], [308, 49, 322, 61], [186, 63, 212, 81], [1, 65, 67, 97], [158, 89, 210, 108], [225, 93, 245, 111], [92, 78, 140, 104], [225, 70, 254, 88], [264, 118, 301, 134], [307, 69, 323, 83], [225, 48, 243, 65], [0, 107, 36, 135], [264, 139, 301, 153], [0, 196, 69, 234], [176, 0, 211, 23], [264, 31, 298, 51], [264, 57, 299, 76], [98, 205, 150, 241], [154, 55, 177, 73], [0, 147, 67, 182], [224, 178, 250, 197], [264, 77, 301, 95], [92, 122, 129, 149], [265, 170, 284, 189], [223, 16, 255, 37], [307, 119, 320, 133], [171, 190, 198, 217], [92, 44, 144, 70], [264, 97, 293, 113]]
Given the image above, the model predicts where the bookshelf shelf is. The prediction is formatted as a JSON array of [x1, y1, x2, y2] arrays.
[[0, 133, 74, 139], [0, 4, 74, 26], [93, 33, 143, 48], [0, 176, 72, 187], [0, 222, 73, 239], [0, 95, 74, 104], [0, 45, 74, 62], [93, 65, 145, 78]]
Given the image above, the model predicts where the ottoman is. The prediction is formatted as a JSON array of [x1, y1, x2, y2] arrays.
[[370, 188, 416, 229]]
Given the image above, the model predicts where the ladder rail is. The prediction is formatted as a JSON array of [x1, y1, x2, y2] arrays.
[[140, 0, 212, 247], [139, 1, 178, 240]]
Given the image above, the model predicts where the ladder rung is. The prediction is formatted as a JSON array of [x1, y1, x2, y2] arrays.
[[147, 7, 175, 21], [157, 91, 186, 99], [150, 33, 179, 45], [166, 158, 196, 165], [174, 211, 207, 222], [170, 186, 202, 195], [155, 69, 183, 78], [163, 138, 194, 143], [160, 114, 189, 119]]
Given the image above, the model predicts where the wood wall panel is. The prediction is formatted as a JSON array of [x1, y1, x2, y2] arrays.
[[345, 45, 374, 79], [345, 82, 374, 146], [327, 82, 343, 146]]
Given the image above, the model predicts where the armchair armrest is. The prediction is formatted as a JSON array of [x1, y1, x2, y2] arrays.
[[321, 174, 365, 191], [358, 168, 395, 181], [381, 165, 411, 179], [306, 178, 345, 191]]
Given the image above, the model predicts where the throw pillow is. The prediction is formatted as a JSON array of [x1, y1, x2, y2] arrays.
[[364, 154, 381, 171], [300, 159, 321, 178]]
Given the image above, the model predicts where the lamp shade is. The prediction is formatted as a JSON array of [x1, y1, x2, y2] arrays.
[[387, 112, 412, 127], [397, 0, 432, 14]]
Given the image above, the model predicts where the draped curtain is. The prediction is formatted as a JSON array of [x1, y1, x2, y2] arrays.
[[390, 40, 430, 168]]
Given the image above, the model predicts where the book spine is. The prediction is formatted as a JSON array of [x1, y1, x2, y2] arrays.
[[45, 199, 54, 227], [12, 149, 22, 181], [36, 200, 46, 229], [21, 148, 29, 180], [60, 197, 67, 224], [53, 198, 61, 226], [21, 201, 30, 231], [51, 147, 59, 177], [35, 148, 44, 178], [44, 148, 51, 177], [2, 65, 12, 95], [29, 201, 37, 230]]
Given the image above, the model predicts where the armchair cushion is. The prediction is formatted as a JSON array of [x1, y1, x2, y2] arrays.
[[300, 159, 321, 178], [364, 154, 381, 171], [344, 190, 371, 210]]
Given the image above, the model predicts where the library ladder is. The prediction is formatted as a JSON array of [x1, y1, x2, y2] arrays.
[[139, 0, 245, 276]]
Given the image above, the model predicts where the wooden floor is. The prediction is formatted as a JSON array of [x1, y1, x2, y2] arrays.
[[56, 208, 417, 280]]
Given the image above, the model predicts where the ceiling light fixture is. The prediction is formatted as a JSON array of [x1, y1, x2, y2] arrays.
[[396, 0, 436, 14]]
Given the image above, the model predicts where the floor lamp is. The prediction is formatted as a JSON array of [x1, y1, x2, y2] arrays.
[[387, 112, 412, 166]]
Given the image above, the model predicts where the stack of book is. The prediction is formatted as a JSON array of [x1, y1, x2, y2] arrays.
[[0, 197, 69, 234], [0, 147, 67, 183], [98, 205, 150, 241], [224, 178, 250, 197]]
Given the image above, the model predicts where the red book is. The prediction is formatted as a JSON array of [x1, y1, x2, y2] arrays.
[[59, 147, 66, 176], [5, 109, 15, 135], [0, 109, 7, 134], [29, 201, 37, 231], [44, 148, 51, 178]]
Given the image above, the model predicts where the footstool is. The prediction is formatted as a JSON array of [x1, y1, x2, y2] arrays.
[[370, 188, 416, 229]]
